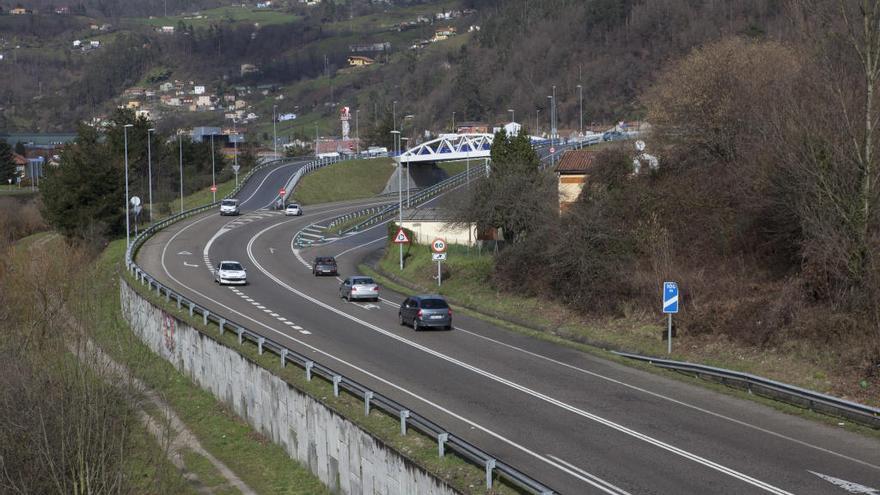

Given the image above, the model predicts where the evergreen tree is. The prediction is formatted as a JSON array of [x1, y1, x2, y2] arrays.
[[41, 124, 123, 242], [14, 141, 26, 157], [0, 141, 16, 185]]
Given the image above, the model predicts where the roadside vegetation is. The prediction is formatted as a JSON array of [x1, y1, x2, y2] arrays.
[[292, 157, 394, 205]]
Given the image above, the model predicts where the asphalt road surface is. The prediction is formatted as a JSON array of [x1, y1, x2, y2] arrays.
[[136, 161, 880, 494]]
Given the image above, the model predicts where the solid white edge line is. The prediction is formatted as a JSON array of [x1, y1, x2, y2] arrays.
[[246, 220, 792, 495], [547, 455, 633, 495], [157, 214, 624, 494]]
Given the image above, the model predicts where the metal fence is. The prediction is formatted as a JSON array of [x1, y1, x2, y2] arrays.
[[124, 157, 556, 495], [613, 351, 880, 429]]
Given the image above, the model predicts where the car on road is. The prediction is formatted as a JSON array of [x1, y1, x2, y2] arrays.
[[602, 130, 624, 142], [312, 256, 337, 276], [219, 199, 240, 216], [214, 261, 247, 285], [339, 276, 380, 302], [398, 295, 452, 330], [285, 203, 303, 216]]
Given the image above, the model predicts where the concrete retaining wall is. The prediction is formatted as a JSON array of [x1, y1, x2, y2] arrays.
[[121, 279, 458, 495]]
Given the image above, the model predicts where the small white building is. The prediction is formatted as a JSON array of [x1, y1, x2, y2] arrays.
[[72, 40, 82, 48], [398, 208, 477, 247], [90, 40, 100, 48], [193, 85, 206, 95]]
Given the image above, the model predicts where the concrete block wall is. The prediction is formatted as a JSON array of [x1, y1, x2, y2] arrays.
[[121, 280, 459, 495]]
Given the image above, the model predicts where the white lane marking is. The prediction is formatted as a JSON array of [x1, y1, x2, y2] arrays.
[[178, 250, 192, 255], [299, 330, 312, 335], [238, 163, 298, 207], [248, 223, 794, 495], [255, 305, 266, 309], [293, 248, 311, 269], [262, 309, 273, 313], [809, 471, 880, 494], [243, 297, 254, 302], [269, 247, 276, 254], [547, 455, 633, 495], [277, 317, 288, 322], [284, 321, 295, 326], [269, 313, 279, 317], [334, 236, 384, 259], [183, 261, 199, 267], [292, 326, 303, 330], [203, 227, 230, 274], [158, 216, 626, 494]]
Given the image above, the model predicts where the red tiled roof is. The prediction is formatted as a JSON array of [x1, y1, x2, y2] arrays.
[[556, 149, 595, 174], [12, 153, 27, 166]]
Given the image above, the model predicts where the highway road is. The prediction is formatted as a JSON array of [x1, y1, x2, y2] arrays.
[[136, 160, 880, 494]]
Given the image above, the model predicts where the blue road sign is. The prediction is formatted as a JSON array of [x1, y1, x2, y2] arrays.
[[663, 282, 679, 314]]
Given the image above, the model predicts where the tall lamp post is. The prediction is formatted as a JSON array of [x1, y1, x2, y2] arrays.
[[401, 137, 410, 207], [178, 132, 184, 213], [123, 124, 134, 251], [232, 118, 239, 186], [452, 111, 456, 133], [391, 129, 402, 270], [147, 128, 155, 223], [577, 84, 583, 136], [355, 109, 360, 155], [547, 95, 553, 166], [210, 133, 216, 203], [392, 100, 397, 134], [536, 109, 540, 136], [272, 104, 278, 160]]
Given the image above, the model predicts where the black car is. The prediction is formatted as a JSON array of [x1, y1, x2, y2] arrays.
[[312, 256, 338, 276], [398, 295, 452, 331]]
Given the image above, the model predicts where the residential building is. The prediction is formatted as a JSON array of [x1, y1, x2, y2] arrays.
[[55, 6, 70, 14], [234, 100, 247, 110], [193, 85, 206, 95], [160, 26, 175, 34], [159, 82, 174, 92], [196, 95, 212, 107], [347, 55, 375, 67], [555, 149, 595, 212], [240, 63, 258, 76], [126, 101, 141, 109], [348, 42, 391, 53], [10, 7, 31, 15]]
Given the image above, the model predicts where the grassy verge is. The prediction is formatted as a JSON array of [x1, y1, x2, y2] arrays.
[[121, 261, 523, 494], [85, 241, 331, 494], [293, 158, 394, 205], [364, 242, 880, 424]]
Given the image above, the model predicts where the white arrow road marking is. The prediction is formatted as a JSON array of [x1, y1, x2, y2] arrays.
[[809, 471, 880, 494], [183, 261, 199, 267], [177, 250, 192, 255], [269, 247, 276, 254]]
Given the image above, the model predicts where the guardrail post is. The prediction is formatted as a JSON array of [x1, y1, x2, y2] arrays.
[[219, 318, 226, 335], [399, 410, 410, 435], [203, 311, 209, 325], [305, 361, 314, 381], [364, 391, 373, 416], [176, 294, 181, 309], [333, 375, 342, 397], [485, 459, 496, 489], [258, 337, 265, 355], [438, 432, 449, 457], [237, 327, 244, 345], [189, 303, 194, 317], [280, 349, 287, 367], [165, 289, 170, 303]]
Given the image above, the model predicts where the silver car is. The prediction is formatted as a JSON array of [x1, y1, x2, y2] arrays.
[[339, 276, 379, 302], [219, 199, 240, 216], [214, 261, 247, 285], [398, 295, 452, 330]]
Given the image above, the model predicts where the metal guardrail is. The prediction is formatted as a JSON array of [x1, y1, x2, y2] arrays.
[[124, 157, 556, 495], [613, 351, 880, 429]]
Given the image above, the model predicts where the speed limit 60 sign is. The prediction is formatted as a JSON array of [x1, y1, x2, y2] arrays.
[[431, 238, 447, 253]]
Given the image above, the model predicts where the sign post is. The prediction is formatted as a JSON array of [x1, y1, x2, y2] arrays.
[[392, 228, 410, 270], [232, 164, 240, 188], [432, 238, 447, 287], [662, 281, 679, 354], [130, 196, 142, 238]]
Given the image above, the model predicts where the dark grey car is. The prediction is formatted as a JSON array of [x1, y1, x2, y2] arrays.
[[398, 295, 452, 331]]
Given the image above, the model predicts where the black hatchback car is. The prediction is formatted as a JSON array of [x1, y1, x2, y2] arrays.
[[312, 256, 337, 276], [398, 295, 452, 331]]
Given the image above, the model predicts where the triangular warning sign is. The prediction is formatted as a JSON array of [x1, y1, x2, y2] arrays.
[[393, 228, 410, 244]]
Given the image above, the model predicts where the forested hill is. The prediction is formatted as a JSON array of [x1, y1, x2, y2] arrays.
[[0, 0, 788, 132]]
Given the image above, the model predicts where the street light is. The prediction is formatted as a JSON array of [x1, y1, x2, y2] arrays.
[[401, 137, 410, 207], [577, 84, 583, 136], [355, 109, 360, 155], [452, 111, 456, 133], [272, 104, 278, 160], [178, 132, 184, 213], [508, 108, 514, 123], [391, 129, 402, 270], [147, 128, 155, 223], [210, 133, 216, 203], [232, 118, 239, 186], [392, 100, 398, 133], [536, 109, 540, 136], [123, 124, 134, 252]]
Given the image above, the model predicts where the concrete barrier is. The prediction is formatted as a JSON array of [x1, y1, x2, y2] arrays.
[[121, 279, 458, 495]]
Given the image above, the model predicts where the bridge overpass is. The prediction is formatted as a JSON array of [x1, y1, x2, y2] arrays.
[[396, 133, 494, 164]]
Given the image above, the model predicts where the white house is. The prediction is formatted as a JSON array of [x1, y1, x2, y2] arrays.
[[72, 40, 82, 48], [193, 85, 206, 95], [90, 40, 100, 48]]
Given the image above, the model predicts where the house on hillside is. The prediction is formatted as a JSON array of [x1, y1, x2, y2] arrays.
[[347, 55, 375, 67], [555, 149, 595, 212], [55, 6, 70, 14], [10, 7, 31, 15]]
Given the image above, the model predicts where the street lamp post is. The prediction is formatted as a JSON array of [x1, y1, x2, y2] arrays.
[[355, 109, 360, 155], [536, 109, 540, 136], [232, 118, 239, 186], [272, 104, 278, 160], [577, 84, 583, 136], [147, 128, 155, 223], [547, 95, 553, 166], [210, 133, 216, 203], [123, 124, 134, 252], [552, 85, 557, 141], [391, 129, 402, 270], [401, 137, 410, 207], [452, 111, 456, 133], [392, 100, 397, 133], [178, 132, 184, 213]]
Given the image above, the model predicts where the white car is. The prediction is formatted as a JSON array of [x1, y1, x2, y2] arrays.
[[219, 199, 240, 216], [214, 261, 247, 285], [284, 204, 303, 216]]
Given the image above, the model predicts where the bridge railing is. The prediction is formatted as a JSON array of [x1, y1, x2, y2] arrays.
[[124, 154, 557, 495]]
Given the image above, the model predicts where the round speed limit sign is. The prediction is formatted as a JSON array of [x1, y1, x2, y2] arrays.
[[431, 238, 447, 253]]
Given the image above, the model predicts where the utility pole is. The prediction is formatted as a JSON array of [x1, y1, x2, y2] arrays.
[[123, 124, 133, 252], [272, 105, 278, 160], [577, 84, 583, 136], [391, 130, 402, 270]]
